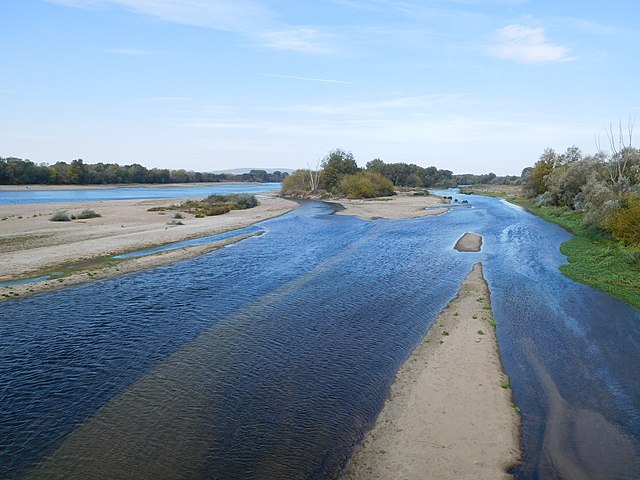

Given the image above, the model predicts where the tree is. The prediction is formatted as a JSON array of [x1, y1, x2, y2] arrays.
[[281, 169, 316, 196], [319, 149, 360, 191], [523, 148, 558, 197]]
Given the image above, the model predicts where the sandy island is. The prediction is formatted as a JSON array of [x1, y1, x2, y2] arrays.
[[454, 232, 483, 252], [342, 263, 521, 479], [332, 192, 450, 220], [0, 194, 297, 301]]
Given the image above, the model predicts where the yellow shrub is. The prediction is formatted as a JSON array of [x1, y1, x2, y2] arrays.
[[605, 195, 640, 246]]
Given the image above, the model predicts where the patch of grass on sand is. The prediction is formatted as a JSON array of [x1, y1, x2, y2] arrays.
[[50, 211, 71, 222], [76, 209, 101, 219], [511, 198, 640, 310]]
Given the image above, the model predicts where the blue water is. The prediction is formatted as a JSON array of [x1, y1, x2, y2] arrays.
[[1, 194, 639, 479], [0, 183, 281, 204]]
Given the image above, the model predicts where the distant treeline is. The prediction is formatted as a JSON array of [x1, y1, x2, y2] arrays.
[[281, 149, 520, 198], [367, 159, 520, 188], [0, 157, 288, 185]]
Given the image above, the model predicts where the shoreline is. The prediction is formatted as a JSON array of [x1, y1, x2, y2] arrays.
[[342, 263, 521, 479], [0, 196, 297, 301]]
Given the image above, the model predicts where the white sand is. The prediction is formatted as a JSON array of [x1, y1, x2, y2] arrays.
[[333, 193, 449, 220]]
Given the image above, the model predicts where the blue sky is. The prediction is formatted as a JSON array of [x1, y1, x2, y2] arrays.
[[2, 0, 639, 175]]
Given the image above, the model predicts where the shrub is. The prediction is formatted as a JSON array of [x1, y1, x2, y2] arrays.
[[76, 209, 101, 219], [204, 193, 258, 209], [604, 194, 640, 247], [281, 169, 317, 196], [200, 204, 232, 216], [336, 171, 395, 198], [50, 211, 71, 222]]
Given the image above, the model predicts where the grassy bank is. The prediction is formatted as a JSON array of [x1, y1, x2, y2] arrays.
[[510, 198, 640, 310]]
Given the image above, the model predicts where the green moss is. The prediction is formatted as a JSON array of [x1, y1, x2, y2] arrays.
[[512, 198, 640, 310]]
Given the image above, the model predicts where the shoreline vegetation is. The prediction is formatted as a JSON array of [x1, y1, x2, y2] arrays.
[[0, 192, 298, 302], [461, 185, 640, 310], [342, 263, 521, 479]]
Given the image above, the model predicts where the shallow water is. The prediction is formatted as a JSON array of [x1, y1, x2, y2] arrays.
[[1, 194, 639, 479], [0, 183, 281, 204]]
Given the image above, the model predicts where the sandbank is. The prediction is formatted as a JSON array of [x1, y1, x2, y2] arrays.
[[342, 263, 521, 479], [332, 193, 449, 220], [454, 232, 483, 252], [0, 196, 297, 301]]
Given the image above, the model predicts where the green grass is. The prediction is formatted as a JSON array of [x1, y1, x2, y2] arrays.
[[511, 198, 640, 310]]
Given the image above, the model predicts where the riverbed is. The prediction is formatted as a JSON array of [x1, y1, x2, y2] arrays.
[[1, 192, 639, 479]]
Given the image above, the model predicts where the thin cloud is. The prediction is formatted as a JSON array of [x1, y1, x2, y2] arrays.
[[260, 73, 355, 85], [47, 0, 333, 54], [255, 27, 335, 54], [104, 48, 156, 56], [285, 94, 468, 116], [486, 24, 572, 64]]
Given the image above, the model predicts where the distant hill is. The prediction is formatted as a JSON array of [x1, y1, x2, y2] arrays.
[[211, 168, 295, 175]]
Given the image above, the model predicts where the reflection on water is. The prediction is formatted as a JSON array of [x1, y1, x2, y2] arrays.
[[1, 195, 639, 479]]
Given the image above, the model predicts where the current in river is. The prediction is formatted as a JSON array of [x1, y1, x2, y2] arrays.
[[1, 192, 639, 479]]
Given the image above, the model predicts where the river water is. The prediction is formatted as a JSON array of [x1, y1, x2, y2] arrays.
[[1, 193, 639, 479], [0, 183, 282, 204]]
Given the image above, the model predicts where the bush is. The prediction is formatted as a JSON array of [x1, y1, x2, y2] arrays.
[[76, 209, 101, 219], [50, 211, 71, 222], [200, 204, 232, 216], [336, 171, 395, 198], [160, 194, 259, 217], [605, 195, 640, 247], [280, 169, 322, 196]]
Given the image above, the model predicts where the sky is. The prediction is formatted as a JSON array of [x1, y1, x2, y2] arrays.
[[2, 1, 639, 175]]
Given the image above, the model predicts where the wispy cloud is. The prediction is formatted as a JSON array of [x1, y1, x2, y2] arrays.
[[486, 24, 572, 64], [144, 96, 191, 101], [554, 17, 627, 37], [47, 0, 334, 54], [260, 73, 355, 85], [284, 94, 468, 115], [104, 48, 156, 56], [256, 27, 335, 54]]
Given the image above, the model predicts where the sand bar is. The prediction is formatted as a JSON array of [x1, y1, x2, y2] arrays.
[[333, 193, 449, 220], [454, 232, 483, 252], [0, 196, 297, 301], [342, 263, 521, 479]]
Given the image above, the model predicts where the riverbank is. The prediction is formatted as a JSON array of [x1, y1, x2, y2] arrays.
[[332, 192, 450, 220], [342, 263, 521, 479], [508, 198, 640, 311], [0, 196, 297, 301]]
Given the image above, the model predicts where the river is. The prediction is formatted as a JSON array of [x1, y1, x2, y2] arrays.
[[0, 192, 639, 479], [0, 183, 282, 204]]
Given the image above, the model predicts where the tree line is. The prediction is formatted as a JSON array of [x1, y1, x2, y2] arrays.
[[0, 157, 288, 185], [281, 149, 518, 198]]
